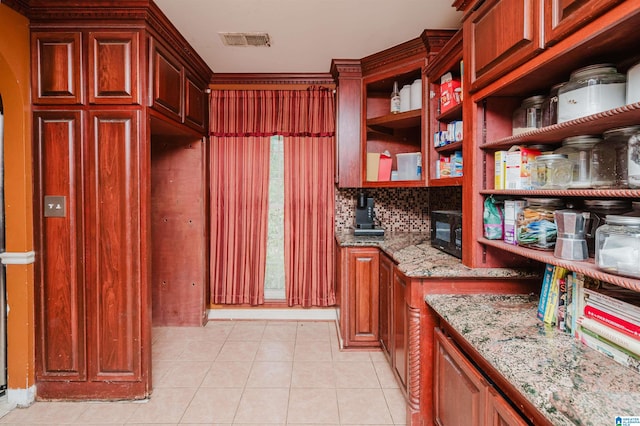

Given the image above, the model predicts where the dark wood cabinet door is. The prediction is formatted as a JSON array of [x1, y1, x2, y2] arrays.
[[85, 110, 144, 382], [434, 328, 486, 426], [184, 75, 207, 131], [34, 111, 86, 381], [467, 0, 543, 91], [544, 0, 622, 46], [486, 387, 529, 426], [393, 270, 408, 387], [151, 41, 183, 121], [88, 31, 140, 104], [32, 32, 82, 104], [379, 253, 393, 358], [347, 248, 380, 344]]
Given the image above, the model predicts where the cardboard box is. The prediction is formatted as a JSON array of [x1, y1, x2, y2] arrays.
[[377, 153, 392, 181], [366, 153, 380, 181], [451, 151, 463, 177], [440, 72, 462, 114], [504, 200, 526, 245], [494, 151, 508, 190], [505, 146, 540, 189], [437, 156, 451, 178]]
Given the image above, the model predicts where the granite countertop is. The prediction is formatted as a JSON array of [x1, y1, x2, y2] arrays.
[[425, 294, 640, 426], [336, 232, 538, 279]]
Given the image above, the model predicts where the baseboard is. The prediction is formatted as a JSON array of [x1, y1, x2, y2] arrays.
[[208, 307, 338, 321], [6, 386, 35, 408]]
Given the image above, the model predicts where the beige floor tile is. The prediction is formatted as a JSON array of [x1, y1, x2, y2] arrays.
[[255, 340, 295, 362], [216, 340, 260, 362], [337, 388, 394, 425], [331, 346, 377, 363], [126, 387, 196, 424], [369, 350, 390, 363], [178, 339, 224, 362], [0, 401, 89, 424], [200, 361, 252, 388], [291, 361, 336, 388], [203, 320, 235, 339], [383, 387, 407, 425], [154, 360, 211, 388], [373, 360, 400, 389], [227, 323, 266, 341], [262, 322, 298, 341], [152, 337, 186, 361], [246, 361, 292, 388], [75, 401, 139, 424], [287, 388, 340, 424], [151, 358, 174, 387], [233, 388, 289, 424], [179, 387, 242, 424], [294, 340, 332, 362], [333, 361, 381, 388], [296, 321, 331, 341]]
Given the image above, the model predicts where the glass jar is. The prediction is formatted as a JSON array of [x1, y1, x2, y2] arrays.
[[516, 198, 564, 250], [596, 215, 640, 278], [602, 126, 640, 188], [541, 83, 565, 127], [554, 135, 600, 188], [531, 153, 573, 189], [623, 201, 640, 217], [591, 138, 618, 188], [583, 199, 632, 257], [512, 95, 546, 136], [557, 64, 627, 123]]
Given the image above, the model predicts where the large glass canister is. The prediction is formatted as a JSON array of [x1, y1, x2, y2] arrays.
[[516, 198, 564, 250], [596, 215, 640, 278], [602, 126, 640, 188], [530, 153, 573, 189], [512, 95, 546, 135], [554, 135, 601, 188], [557, 64, 626, 123], [541, 83, 565, 127], [591, 138, 618, 188], [583, 199, 632, 257]]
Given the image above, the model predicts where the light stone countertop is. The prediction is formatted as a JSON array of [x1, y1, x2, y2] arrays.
[[425, 293, 640, 426], [336, 232, 538, 279]]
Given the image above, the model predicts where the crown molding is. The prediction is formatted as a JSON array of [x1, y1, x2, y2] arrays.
[[210, 73, 335, 88], [330, 59, 362, 81]]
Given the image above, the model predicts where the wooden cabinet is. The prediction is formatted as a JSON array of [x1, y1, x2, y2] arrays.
[[434, 328, 528, 426], [392, 269, 408, 388], [544, 0, 622, 46], [31, 32, 82, 104], [337, 246, 380, 348], [185, 74, 207, 131], [379, 252, 393, 359], [466, 0, 543, 92]]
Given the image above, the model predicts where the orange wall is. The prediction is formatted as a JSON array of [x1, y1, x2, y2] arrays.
[[0, 3, 36, 393]]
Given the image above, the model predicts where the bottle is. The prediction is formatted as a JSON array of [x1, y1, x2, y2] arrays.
[[390, 81, 401, 114]]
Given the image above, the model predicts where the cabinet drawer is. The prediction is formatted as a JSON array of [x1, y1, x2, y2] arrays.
[[467, 0, 544, 91], [544, 0, 623, 46]]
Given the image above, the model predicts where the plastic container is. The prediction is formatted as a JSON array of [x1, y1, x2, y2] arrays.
[[602, 125, 640, 188], [583, 199, 632, 257], [410, 79, 422, 110], [596, 215, 640, 278], [399, 84, 412, 112], [396, 152, 421, 180], [530, 153, 573, 189], [557, 64, 626, 123], [512, 95, 545, 135], [516, 198, 564, 250], [554, 135, 600, 188]]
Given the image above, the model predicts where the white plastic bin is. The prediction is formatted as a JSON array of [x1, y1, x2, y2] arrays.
[[396, 152, 421, 180]]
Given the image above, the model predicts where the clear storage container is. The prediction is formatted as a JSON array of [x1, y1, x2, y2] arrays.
[[541, 83, 564, 127], [531, 153, 573, 189], [516, 198, 564, 250], [583, 199, 632, 257], [602, 126, 640, 188], [554, 135, 600, 188], [591, 138, 618, 188], [512, 95, 546, 135], [557, 64, 626, 123], [596, 215, 640, 278]]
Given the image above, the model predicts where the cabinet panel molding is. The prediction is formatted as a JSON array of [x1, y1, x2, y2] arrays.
[[184, 75, 206, 131], [32, 32, 82, 104], [151, 41, 184, 121], [544, 0, 622, 46]]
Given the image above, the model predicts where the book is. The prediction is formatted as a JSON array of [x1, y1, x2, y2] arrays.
[[544, 266, 567, 325], [579, 327, 640, 374], [584, 304, 640, 339], [556, 273, 569, 332], [583, 287, 640, 323], [537, 264, 555, 321], [565, 272, 575, 335], [577, 316, 640, 357]]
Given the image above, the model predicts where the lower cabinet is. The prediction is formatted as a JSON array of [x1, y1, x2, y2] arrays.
[[393, 270, 408, 388], [379, 253, 393, 358], [434, 328, 528, 426]]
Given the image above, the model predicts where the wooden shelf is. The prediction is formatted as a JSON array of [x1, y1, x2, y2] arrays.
[[366, 109, 422, 132], [429, 176, 463, 187], [480, 189, 640, 198], [436, 103, 462, 122], [479, 238, 640, 292], [480, 102, 640, 150], [363, 179, 426, 188], [435, 141, 463, 155]]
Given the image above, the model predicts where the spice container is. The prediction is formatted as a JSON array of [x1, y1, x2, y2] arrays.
[[530, 153, 573, 189], [602, 126, 640, 188], [541, 83, 564, 127], [557, 64, 626, 123], [554, 135, 600, 188], [516, 198, 564, 250], [512, 95, 546, 135], [596, 215, 640, 279], [583, 199, 632, 257]]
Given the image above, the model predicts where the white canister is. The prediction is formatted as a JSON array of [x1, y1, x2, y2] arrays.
[[410, 79, 422, 110], [627, 61, 640, 104], [399, 84, 411, 112]]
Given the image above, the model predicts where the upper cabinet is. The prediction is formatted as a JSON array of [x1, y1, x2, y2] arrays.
[[544, 0, 623, 46], [32, 32, 83, 105]]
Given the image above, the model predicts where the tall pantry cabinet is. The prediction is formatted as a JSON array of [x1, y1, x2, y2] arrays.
[[30, 1, 211, 400]]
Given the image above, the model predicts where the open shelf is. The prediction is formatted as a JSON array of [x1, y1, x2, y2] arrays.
[[479, 238, 640, 292], [435, 140, 463, 155], [366, 109, 422, 132], [428, 176, 463, 187], [436, 103, 462, 122], [480, 189, 640, 198]]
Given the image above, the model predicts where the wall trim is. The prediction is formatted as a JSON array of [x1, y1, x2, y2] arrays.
[[0, 251, 36, 265], [208, 307, 338, 321], [7, 385, 36, 408]]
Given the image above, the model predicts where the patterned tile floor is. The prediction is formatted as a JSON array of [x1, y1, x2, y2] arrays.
[[0, 320, 406, 425]]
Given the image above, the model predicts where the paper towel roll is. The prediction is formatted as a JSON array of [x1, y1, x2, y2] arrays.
[[410, 79, 422, 110]]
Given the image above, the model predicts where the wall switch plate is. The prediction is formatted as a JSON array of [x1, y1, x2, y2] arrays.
[[44, 196, 66, 217]]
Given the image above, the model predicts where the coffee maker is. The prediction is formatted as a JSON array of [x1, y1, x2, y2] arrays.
[[354, 191, 384, 236], [554, 209, 588, 261]]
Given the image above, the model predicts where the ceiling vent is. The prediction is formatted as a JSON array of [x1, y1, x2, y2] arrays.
[[219, 32, 271, 47]]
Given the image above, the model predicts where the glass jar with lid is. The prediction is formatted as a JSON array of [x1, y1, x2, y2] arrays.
[[530, 153, 573, 189], [596, 215, 640, 278], [541, 83, 565, 127], [516, 198, 564, 250], [602, 126, 640, 188], [512, 95, 546, 136], [554, 135, 601, 188], [591, 138, 617, 188], [583, 199, 632, 257], [557, 64, 627, 123]]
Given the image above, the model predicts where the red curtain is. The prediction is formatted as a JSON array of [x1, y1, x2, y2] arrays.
[[209, 88, 335, 307]]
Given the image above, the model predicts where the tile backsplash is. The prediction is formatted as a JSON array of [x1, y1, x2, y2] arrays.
[[335, 186, 462, 233]]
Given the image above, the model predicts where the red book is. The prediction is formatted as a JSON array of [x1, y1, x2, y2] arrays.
[[584, 304, 640, 339]]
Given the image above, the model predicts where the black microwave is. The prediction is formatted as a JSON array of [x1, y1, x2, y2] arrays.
[[430, 210, 463, 259]]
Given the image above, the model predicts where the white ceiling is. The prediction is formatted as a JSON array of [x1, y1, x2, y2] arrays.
[[154, 0, 463, 74]]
